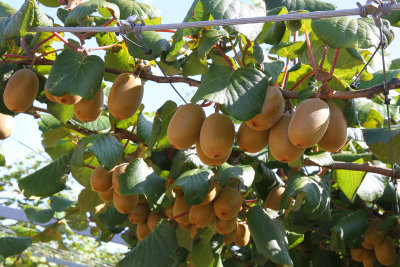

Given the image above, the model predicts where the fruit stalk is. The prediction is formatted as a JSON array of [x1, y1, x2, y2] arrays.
[[215, 43, 236, 71], [304, 28, 318, 75], [51, 32, 81, 53]]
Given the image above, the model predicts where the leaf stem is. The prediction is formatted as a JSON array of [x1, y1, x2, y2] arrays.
[[215, 43, 235, 71], [84, 164, 96, 170], [32, 34, 56, 52], [289, 71, 314, 91], [329, 48, 340, 78], [51, 32, 81, 53], [319, 45, 329, 70], [167, 211, 189, 221], [281, 56, 290, 89], [241, 37, 251, 66], [89, 43, 121, 52], [304, 28, 318, 75], [228, 37, 243, 67]]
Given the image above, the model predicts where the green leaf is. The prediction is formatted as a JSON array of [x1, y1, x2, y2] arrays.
[[46, 49, 104, 100], [182, 50, 208, 77], [201, 0, 266, 41], [357, 172, 389, 202], [47, 102, 74, 123], [0, 1, 34, 41], [78, 187, 104, 213], [97, 206, 128, 227], [126, 31, 169, 60], [0, 2, 16, 17], [191, 66, 270, 121], [263, 60, 285, 83], [305, 151, 333, 167], [143, 173, 166, 211], [19, 152, 72, 197], [50, 196, 74, 212], [271, 41, 303, 58], [37, 0, 60, 7], [216, 163, 255, 187], [247, 206, 293, 266], [312, 17, 394, 49], [281, 64, 313, 92], [24, 206, 54, 224], [363, 126, 400, 163], [174, 168, 213, 205], [71, 115, 112, 132], [64, 0, 120, 26], [137, 112, 153, 143], [108, 0, 161, 20], [358, 70, 400, 90], [0, 237, 32, 258], [264, 0, 336, 11], [79, 134, 123, 170], [170, 149, 205, 179], [335, 159, 366, 203], [191, 228, 223, 267], [70, 155, 98, 187], [198, 29, 228, 62], [104, 44, 134, 82], [119, 158, 152, 196], [118, 220, 178, 267]]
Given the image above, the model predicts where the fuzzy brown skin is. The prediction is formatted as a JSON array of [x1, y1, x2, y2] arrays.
[[375, 236, 396, 266], [74, 87, 104, 122], [90, 165, 113, 192], [189, 203, 215, 228], [0, 114, 14, 140], [213, 187, 243, 220], [237, 122, 270, 153], [318, 102, 347, 152], [264, 187, 285, 211]]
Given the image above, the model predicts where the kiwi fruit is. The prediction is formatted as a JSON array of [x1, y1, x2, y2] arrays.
[[190, 225, 199, 239], [137, 222, 151, 240], [108, 73, 143, 120], [74, 87, 104, 122], [364, 218, 385, 246], [111, 163, 129, 193], [173, 195, 191, 225], [196, 139, 231, 166], [224, 226, 238, 244], [264, 186, 285, 211], [113, 191, 138, 214], [147, 212, 162, 231], [215, 216, 237, 235], [317, 102, 347, 152], [269, 114, 305, 163], [189, 203, 215, 228], [98, 187, 114, 202], [129, 203, 149, 224], [237, 122, 270, 153], [362, 249, 377, 267], [4, 69, 39, 113], [200, 182, 221, 205], [167, 103, 205, 149], [350, 247, 364, 262], [362, 241, 374, 250], [199, 113, 235, 159], [375, 236, 396, 266], [0, 113, 14, 140], [178, 222, 192, 230], [44, 88, 57, 103], [165, 205, 174, 218], [234, 222, 250, 247], [246, 86, 284, 131], [54, 91, 82, 105], [213, 186, 243, 220], [90, 165, 113, 192], [288, 98, 330, 148]]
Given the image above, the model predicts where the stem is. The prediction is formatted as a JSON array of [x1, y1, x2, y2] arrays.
[[241, 37, 251, 66], [329, 48, 340, 78], [167, 211, 189, 221], [89, 43, 120, 52], [84, 164, 96, 170], [51, 32, 81, 53], [215, 43, 235, 71], [2, 54, 31, 59], [280, 168, 287, 181], [304, 28, 318, 75], [156, 29, 176, 33], [200, 99, 213, 107], [281, 56, 290, 89], [319, 45, 329, 70], [123, 125, 137, 151], [245, 199, 257, 203], [29, 106, 49, 114], [80, 17, 115, 41], [228, 38, 243, 67], [289, 71, 314, 91], [32, 34, 56, 52]]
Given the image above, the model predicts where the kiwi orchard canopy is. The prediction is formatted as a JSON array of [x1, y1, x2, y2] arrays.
[[2, 0, 400, 266]]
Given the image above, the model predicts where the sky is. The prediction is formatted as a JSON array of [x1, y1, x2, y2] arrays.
[[2, 0, 400, 164]]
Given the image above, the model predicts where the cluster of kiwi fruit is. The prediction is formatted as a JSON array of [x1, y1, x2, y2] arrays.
[[166, 179, 251, 247], [351, 218, 397, 266]]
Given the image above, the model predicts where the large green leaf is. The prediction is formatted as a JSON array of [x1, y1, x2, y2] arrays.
[[47, 102, 74, 123], [143, 173, 166, 211], [0, 237, 32, 258], [118, 220, 178, 267], [78, 187, 104, 213], [170, 149, 205, 179], [0, 2, 16, 17], [191, 66, 270, 121], [305, 152, 333, 167], [108, 0, 160, 20], [37, 0, 60, 7], [201, 0, 266, 41], [335, 159, 366, 203], [363, 126, 400, 163], [198, 29, 228, 63], [216, 163, 255, 187], [174, 168, 213, 205], [64, 0, 120, 26], [19, 152, 72, 197], [312, 17, 395, 49], [264, 0, 336, 11], [191, 228, 223, 267], [97, 206, 128, 227], [71, 115, 112, 132], [104, 44, 134, 82], [137, 112, 153, 143], [247, 206, 293, 266], [24, 206, 55, 224], [49, 196, 74, 212], [46, 49, 104, 100], [126, 31, 169, 60], [357, 172, 389, 202], [118, 158, 152, 196]]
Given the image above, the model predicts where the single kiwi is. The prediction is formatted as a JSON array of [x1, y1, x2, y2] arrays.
[[98, 187, 114, 202], [246, 86, 284, 131], [237, 122, 270, 153], [375, 236, 396, 266], [264, 187, 285, 211], [44, 88, 57, 103], [111, 163, 129, 193], [4, 69, 39, 113], [173, 195, 191, 225], [317, 102, 347, 152], [200, 182, 222, 205], [129, 203, 149, 224], [137, 222, 151, 240], [178, 222, 192, 230], [362, 249, 377, 267], [113, 191, 138, 214], [269, 114, 305, 163], [167, 103, 206, 149], [74, 87, 104, 122], [165, 205, 174, 218], [147, 212, 163, 231], [213, 186, 243, 220], [54, 91, 82, 105], [199, 113, 235, 159], [189, 203, 215, 228], [108, 73, 143, 120], [190, 225, 199, 239], [215, 216, 237, 235], [362, 241, 374, 250], [350, 247, 364, 262], [90, 165, 113, 192], [224, 226, 238, 244], [288, 98, 330, 148], [0, 113, 14, 140], [364, 218, 385, 246], [234, 222, 250, 247], [196, 139, 231, 166]]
